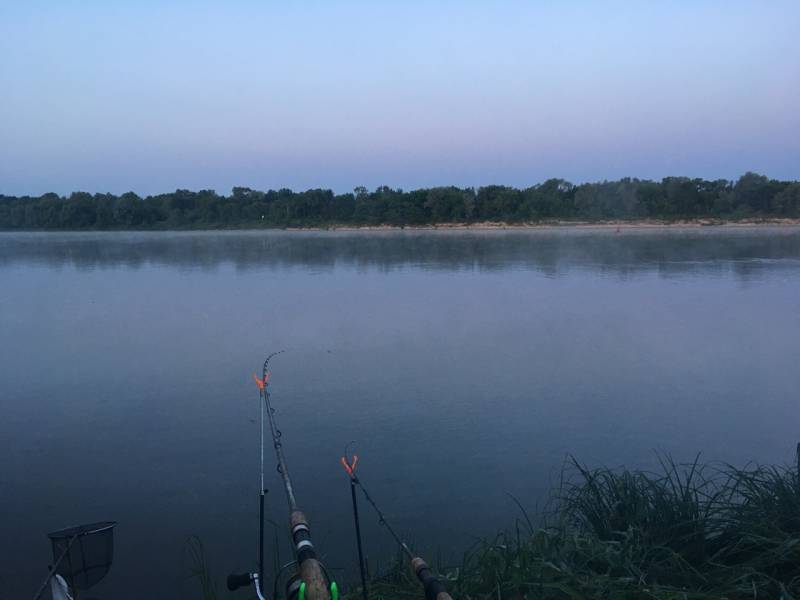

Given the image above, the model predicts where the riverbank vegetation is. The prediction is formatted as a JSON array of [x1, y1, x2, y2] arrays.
[[189, 450, 800, 599], [351, 452, 800, 599], [4, 173, 800, 230]]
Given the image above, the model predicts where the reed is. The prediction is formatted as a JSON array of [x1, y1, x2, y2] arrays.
[[186, 535, 219, 600], [188, 450, 800, 598], [346, 450, 800, 599]]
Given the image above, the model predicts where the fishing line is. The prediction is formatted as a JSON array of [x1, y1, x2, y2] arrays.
[[231, 353, 336, 600], [340, 448, 453, 600]]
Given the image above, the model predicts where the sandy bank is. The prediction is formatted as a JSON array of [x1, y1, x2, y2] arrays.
[[283, 218, 800, 232]]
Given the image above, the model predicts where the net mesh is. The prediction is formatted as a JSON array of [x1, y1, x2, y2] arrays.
[[48, 521, 116, 591]]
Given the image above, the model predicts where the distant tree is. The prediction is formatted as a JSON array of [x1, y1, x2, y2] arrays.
[[62, 192, 97, 228], [352, 187, 371, 223], [733, 172, 785, 214], [574, 180, 641, 220], [519, 179, 574, 220], [114, 192, 143, 227], [94, 193, 116, 228], [774, 183, 800, 217], [1, 173, 797, 230], [332, 193, 356, 223], [476, 186, 522, 221], [425, 187, 471, 222]]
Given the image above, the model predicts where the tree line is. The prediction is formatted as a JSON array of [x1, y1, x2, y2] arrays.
[[1, 172, 798, 230]]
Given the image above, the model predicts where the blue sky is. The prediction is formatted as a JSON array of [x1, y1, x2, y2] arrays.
[[1, 1, 798, 195]]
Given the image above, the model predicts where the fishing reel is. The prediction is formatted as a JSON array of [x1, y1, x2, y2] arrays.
[[227, 571, 267, 600], [242, 562, 337, 600], [228, 563, 337, 600], [285, 573, 339, 600], [256, 554, 338, 600]]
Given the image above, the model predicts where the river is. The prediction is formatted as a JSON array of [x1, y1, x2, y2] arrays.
[[2, 227, 799, 599]]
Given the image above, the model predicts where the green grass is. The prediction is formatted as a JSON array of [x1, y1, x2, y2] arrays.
[[347, 450, 800, 599], [189, 449, 800, 599], [186, 535, 220, 600]]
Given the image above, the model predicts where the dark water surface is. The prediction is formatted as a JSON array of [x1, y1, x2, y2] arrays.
[[2, 228, 799, 599]]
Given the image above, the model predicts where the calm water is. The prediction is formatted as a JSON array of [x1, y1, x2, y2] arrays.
[[2, 228, 799, 599]]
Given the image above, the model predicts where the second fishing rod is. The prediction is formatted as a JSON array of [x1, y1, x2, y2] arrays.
[[341, 450, 453, 600]]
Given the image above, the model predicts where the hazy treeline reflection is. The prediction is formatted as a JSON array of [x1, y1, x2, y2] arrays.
[[2, 228, 799, 281]]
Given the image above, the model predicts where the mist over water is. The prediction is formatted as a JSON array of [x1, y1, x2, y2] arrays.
[[2, 228, 800, 276], [2, 228, 799, 599]]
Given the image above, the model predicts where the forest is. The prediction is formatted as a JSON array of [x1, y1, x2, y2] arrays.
[[1, 172, 799, 230]]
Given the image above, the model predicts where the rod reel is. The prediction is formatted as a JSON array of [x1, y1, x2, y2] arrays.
[[228, 572, 267, 600]]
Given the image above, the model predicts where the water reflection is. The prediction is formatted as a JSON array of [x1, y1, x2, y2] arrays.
[[1, 228, 799, 282]]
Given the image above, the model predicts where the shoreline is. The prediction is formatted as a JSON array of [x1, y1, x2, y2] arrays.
[[286, 218, 800, 232], [2, 218, 800, 234]]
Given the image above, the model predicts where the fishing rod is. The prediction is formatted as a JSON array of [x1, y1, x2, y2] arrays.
[[341, 443, 368, 600], [229, 353, 336, 600], [257, 353, 336, 600], [230, 351, 286, 600], [340, 450, 453, 600], [255, 352, 280, 595], [228, 351, 283, 600]]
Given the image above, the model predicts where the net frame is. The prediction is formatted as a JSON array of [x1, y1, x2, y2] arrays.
[[48, 521, 117, 593]]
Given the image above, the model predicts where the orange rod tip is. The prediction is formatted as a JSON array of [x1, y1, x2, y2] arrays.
[[252, 373, 265, 390]]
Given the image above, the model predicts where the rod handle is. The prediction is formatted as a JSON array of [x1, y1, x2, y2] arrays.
[[289, 511, 331, 600], [298, 558, 331, 600], [412, 557, 453, 600]]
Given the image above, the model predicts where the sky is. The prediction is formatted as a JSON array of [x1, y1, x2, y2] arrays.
[[1, 1, 799, 196]]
